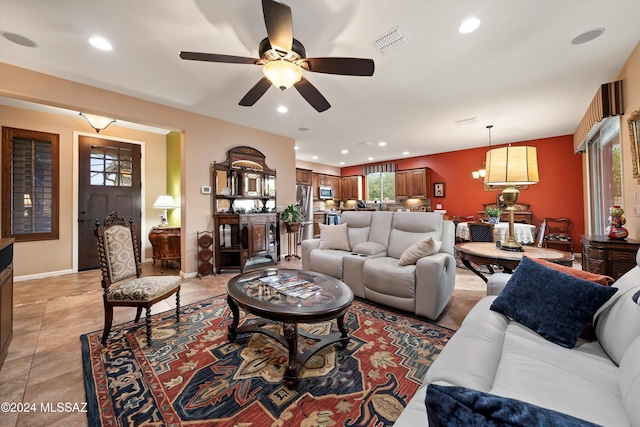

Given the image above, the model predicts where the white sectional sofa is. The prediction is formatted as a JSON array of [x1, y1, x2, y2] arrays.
[[301, 211, 456, 320], [394, 250, 640, 426]]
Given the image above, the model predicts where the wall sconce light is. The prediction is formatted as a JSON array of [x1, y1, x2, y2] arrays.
[[472, 166, 486, 181], [153, 195, 178, 227], [79, 112, 116, 133]]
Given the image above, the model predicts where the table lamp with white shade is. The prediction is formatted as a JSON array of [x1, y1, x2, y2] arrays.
[[484, 145, 539, 252], [153, 195, 177, 227]]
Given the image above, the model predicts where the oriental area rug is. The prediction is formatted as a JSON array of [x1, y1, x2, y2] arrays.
[[81, 295, 453, 426]]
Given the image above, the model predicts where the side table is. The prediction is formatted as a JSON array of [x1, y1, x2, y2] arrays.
[[149, 226, 181, 268], [581, 235, 640, 280]]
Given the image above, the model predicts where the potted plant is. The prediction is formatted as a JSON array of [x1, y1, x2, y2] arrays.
[[485, 207, 502, 224], [281, 204, 304, 232]]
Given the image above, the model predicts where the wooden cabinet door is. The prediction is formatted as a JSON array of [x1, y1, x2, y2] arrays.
[[341, 177, 351, 200], [331, 176, 341, 200], [296, 168, 312, 185], [249, 221, 269, 255], [395, 170, 409, 199], [410, 169, 427, 198], [341, 176, 361, 200], [311, 173, 319, 199]]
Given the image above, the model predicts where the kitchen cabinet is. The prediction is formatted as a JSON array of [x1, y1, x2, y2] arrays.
[[331, 176, 342, 200], [311, 173, 319, 199], [581, 235, 640, 280], [395, 168, 430, 199], [312, 173, 341, 200], [296, 168, 312, 185], [149, 227, 181, 268], [341, 175, 362, 200], [313, 213, 326, 237]]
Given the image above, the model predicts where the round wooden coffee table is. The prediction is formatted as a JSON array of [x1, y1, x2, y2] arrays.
[[455, 242, 575, 283], [226, 268, 354, 388]]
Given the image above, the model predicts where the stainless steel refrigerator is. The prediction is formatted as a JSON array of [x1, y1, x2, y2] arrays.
[[296, 184, 314, 242]]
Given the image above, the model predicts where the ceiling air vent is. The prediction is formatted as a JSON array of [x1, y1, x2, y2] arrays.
[[372, 26, 411, 55]]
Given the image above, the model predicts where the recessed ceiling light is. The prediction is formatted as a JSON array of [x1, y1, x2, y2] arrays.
[[89, 36, 112, 51], [312, 155, 318, 160], [402, 151, 410, 155], [341, 149, 348, 154], [378, 141, 387, 147], [571, 28, 605, 45], [368, 157, 374, 161], [459, 18, 481, 34], [2, 32, 37, 47], [340, 162, 345, 165], [277, 105, 288, 113], [294, 146, 299, 150]]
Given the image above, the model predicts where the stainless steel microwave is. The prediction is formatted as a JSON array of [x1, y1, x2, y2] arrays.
[[319, 186, 334, 199]]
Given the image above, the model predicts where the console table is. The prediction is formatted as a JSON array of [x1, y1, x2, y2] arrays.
[[149, 226, 181, 268], [581, 235, 640, 280]]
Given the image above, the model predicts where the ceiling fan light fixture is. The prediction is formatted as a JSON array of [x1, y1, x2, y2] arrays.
[[263, 60, 302, 90]]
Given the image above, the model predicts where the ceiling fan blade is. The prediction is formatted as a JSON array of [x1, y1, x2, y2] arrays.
[[301, 57, 375, 76], [239, 77, 272, 106], [262, 0, 293, 52], [180, 51, 260, 65], [294, 77, 331, 112]]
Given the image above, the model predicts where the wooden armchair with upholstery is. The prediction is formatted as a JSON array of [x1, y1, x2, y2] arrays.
[[95, 212, 181, 346]]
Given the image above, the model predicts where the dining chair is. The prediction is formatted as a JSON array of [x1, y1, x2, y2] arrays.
[[95, 212, 181, 346], [468, 221, 496, 243], [453, 216, 476, 243], [542, 217, 573, 253], [467, 221, 497, 273]]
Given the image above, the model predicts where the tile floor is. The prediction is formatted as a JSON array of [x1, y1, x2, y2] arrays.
[[0, 258, 490, 426]]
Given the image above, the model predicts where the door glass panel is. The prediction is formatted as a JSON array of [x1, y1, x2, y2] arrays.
[[90, 145, 133, 187]]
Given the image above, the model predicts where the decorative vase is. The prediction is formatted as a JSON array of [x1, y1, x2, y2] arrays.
[[605, 206, 628, 240], [488, 217, 500, 224], [284, 222, 301, 233]]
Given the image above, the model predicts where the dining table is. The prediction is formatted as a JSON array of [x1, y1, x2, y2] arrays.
[[456, 221, 537, 245]]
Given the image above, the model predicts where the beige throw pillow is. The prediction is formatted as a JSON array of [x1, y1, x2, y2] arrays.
[[319, 223, 351, 251], [398, 237, 442, 266]]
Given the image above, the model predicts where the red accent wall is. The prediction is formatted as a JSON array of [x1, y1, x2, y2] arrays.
[[342, 135, 584, 245]]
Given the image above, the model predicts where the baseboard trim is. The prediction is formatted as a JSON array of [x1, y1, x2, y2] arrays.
[[15, 269, 74, 282]]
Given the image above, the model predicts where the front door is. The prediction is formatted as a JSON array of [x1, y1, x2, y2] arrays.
[[78, 136, 142, 271]]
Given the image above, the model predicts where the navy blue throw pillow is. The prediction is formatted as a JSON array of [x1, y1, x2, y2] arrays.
[[490, 256, 617, 348], [425, 384, 600, 427]]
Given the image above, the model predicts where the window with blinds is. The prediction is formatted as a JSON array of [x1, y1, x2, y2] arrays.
[[2, 127, 59, 241], [364, 163, 396, 202]]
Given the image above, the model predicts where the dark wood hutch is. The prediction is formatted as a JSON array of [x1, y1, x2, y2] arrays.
[[212, 147, 279, 273]]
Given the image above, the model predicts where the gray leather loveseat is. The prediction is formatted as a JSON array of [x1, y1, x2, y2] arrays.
[[301, 211, 456, 319]]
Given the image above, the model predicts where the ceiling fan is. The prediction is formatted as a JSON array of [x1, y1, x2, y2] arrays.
[[179, 0, 375, 112]]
